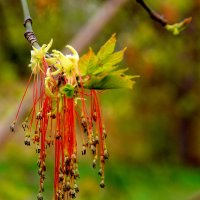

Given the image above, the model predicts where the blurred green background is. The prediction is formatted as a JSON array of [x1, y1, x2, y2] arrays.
[[1, 0, 200, 199]]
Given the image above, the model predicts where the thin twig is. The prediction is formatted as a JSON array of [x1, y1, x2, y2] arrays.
[[136, 0, 192, 35], [21, 0, 40, 48], [136, 0, 168, 26]]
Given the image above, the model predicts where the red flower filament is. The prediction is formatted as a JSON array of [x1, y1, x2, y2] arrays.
[[11, 45, 109, 200]]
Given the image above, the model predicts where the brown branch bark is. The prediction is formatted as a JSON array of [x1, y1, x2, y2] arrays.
[[136, 0, 168, 26]]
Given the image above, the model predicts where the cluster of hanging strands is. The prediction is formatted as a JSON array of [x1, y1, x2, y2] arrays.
[[10, 34, 137, 199], [10, 40, 108, 200]]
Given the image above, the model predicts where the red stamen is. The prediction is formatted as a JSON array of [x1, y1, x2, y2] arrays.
[[15, 73, 33, 122], [92, 90, 104, 154]]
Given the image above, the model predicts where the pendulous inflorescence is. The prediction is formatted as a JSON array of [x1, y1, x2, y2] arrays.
[[11, 34, 138, 200]]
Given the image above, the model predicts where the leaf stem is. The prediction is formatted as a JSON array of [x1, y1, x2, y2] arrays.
[[21, 0, 40, 48]]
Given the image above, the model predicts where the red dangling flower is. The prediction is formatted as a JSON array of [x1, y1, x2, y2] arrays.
[[11, 35, 138, 200]]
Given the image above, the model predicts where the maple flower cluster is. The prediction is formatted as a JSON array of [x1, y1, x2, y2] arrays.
[[11, 34, 138, 200]]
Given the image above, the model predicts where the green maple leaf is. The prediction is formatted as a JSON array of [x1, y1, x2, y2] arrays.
[[83, 70, 139, 90], [79, 48, 98, 76], [79, 34, 139, 90], [97, 33, 116, 60]]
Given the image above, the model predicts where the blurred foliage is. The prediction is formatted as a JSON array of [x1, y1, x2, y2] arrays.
[[1, 0, 200, 199]]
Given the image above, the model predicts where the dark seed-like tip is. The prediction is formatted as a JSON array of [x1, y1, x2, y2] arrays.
[[64, 182, 71, 192], [92, 112, 97, 121], [70, 189, 76, 199], [55, 134, 61, 140], [37, 192, 43, 200], [82, 150, 86, 155], [98, 169, 102, 176], [104, 149, 109, 160], [10, 125, 15, 132], [71, 154, 77, 162], [100, 180, 105, 188], [91, 145, 96, 155], [81, 145, 86, 155], [95, 135, 99, 144], [103, 128, 107, 138], [74, 184, 79, 193], [92, 160, 96, 168], [10, 124, 15, 132], [50, 114, 56, 119], [59, 173, 64, 182]]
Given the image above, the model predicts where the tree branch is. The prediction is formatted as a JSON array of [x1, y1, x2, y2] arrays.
[[21, 0, 40, 48], [136, 0, 168, 26]]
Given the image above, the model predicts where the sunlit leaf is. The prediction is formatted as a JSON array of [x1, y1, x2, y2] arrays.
[[79, 34, 138, 90], [102, 47, 127, 67], [79, 48, 98, 76], [93, 48, 127, 75], [83, 69, 139, 90], [97, 33, 116, 60]]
